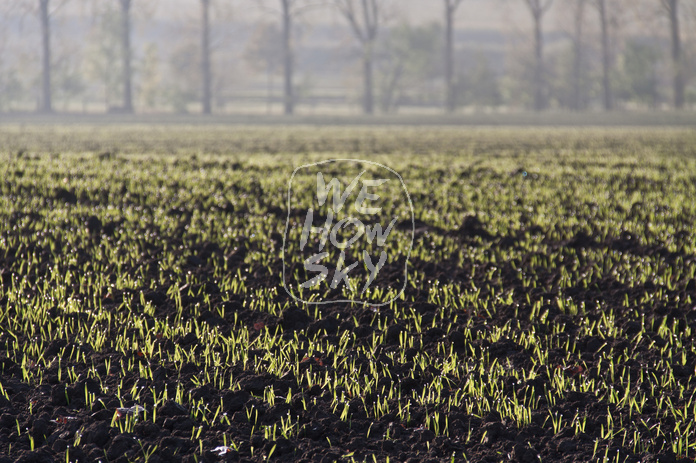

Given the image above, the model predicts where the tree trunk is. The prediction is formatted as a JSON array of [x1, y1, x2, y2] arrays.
[[444, 1, 455, 112], [571, 0, 585, 111], [337, 0, 378, 114], [533, 10, 544, 111], [282, 0, 294, 115], [201, 0, 212, 114], [597, 0, 613, 111], [39, 0, 52, 113], [668, 0, 684, 109], [361, 0, 376, 115], [120, 0, 133, 113], [363, 47, 374, 114]]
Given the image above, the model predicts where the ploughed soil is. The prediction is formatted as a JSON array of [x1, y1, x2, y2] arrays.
[[2, 224, 695, 463], [1, 153, 695, 463]]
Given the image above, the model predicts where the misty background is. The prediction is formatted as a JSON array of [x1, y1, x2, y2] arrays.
[[0, 0, 694, 116]]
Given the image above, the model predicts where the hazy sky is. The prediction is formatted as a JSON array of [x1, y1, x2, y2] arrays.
[[46, 0, 673, 38], [56, 0, 538, 30]]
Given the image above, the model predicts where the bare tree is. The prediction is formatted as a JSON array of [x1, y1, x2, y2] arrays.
[[571, 0, 586, 111], [444, 0, 463, 113], [595, 0, 613, 110], [119, 0, 133, 113], [201, 0, 211, 114], [522, 0, 553, 111], [256, 0, 317, 115], [281, 0, 294, 115], [39, 0, 52, 112], [663, 0, 684, 109], [336, 0, 382, 114]]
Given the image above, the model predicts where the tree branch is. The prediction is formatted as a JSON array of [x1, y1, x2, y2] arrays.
[[336, 0, 367, 43], [541, 0, 554, 14]]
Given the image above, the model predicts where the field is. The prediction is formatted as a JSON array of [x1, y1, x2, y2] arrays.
[[1, 124, 696, 463]]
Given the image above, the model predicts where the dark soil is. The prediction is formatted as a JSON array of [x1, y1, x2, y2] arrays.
[[2, 220, 695, 463], [1, 149, 696, 463]]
